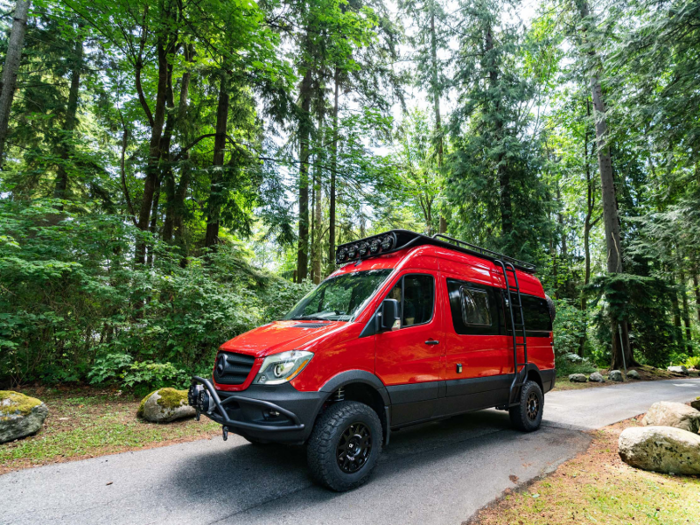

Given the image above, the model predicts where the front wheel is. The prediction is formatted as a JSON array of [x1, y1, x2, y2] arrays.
[[307, 401, 382, 491], [509, 380, 544, 432]]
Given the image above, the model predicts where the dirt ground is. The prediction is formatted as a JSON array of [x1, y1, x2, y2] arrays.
[[468, 415, 700, 525]]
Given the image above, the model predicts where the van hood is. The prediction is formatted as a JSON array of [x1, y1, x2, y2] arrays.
[[219, 320, 348, 358]]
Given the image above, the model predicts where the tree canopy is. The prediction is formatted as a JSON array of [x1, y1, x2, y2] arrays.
[[0, 0, 699, 388]]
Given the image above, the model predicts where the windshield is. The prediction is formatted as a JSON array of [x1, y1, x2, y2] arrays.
[[283, 269, 393, 322]]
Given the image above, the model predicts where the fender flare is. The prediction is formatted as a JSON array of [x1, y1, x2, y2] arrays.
[[319, 370, 390, 407], [522, 363, 543, 390]]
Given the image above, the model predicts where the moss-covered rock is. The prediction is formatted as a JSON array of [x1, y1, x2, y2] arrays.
[[0, 391, 49, 443], [138, 388, 195, 423]]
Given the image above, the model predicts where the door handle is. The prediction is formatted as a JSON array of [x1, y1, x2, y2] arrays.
[[424, 339, 440, 345]]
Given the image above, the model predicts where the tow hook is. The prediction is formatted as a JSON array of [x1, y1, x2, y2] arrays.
[[222, 426, 229, 441]]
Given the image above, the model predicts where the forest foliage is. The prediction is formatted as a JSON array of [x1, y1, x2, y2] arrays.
[[0, 0, 699, 389]]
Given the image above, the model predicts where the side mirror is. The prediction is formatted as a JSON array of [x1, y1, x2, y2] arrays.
[[379, 299, 401, 332]]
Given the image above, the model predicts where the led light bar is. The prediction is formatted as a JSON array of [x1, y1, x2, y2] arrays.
[[336, 232, 397, 264], [334, 229, 537, 272]]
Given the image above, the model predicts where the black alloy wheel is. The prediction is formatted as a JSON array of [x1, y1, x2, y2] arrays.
[[526, 391, 540, 421], [509, 379, 544, 432], [336, 422, 372, 473], [307, 400, 383, 491]]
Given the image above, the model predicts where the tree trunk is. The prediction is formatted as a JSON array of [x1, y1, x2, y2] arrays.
[[205, 74, 230, 249], [579, 114, 594, 356], [296, 68, 313, 282], [429, 1, 447, 234], [54, 29, 84, 206], [327, 67, 339, 275], [0, 0, 31, 165], [693, 271, 700, 324], [146, 177, 161, 265], [135, 40, 170, 264], [163, 45, 193, 248], [670, 270, 683, 336], [311, 106, 324, 285], [679, 264, 692, 342], [578, 0, 631, 369]]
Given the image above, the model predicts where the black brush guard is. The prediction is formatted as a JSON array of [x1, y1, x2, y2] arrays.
[[189, 376, 305, 433]]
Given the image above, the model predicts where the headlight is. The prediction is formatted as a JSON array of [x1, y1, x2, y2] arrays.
[[253, 350, 313, 385]]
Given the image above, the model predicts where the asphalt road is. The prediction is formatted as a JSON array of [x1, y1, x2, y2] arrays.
[[2, 378, 700, 525]]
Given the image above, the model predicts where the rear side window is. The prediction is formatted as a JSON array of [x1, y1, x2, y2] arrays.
[[447, 279, 501, 335], [513, 295, 552, 333], [388, 274, 435, 327]]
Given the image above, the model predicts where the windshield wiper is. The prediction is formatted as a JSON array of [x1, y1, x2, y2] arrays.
[[290, 315, 332, 321]]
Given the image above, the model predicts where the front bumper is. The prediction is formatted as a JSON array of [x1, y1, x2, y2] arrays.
[[189, 376, 324, 444]]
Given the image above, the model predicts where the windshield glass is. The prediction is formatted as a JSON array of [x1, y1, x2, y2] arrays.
[[283, 269, 393, 322]]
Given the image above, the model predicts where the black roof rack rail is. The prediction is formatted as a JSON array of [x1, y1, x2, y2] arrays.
[[334, 230, 536, 273]]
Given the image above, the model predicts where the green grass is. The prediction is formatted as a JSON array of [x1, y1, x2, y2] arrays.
[[0, 387, 219, 473]]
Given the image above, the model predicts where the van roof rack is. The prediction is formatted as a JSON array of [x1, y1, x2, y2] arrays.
[[335, 229, 536, 273]]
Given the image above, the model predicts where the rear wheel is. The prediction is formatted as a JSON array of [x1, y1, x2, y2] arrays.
[[509, 380, 543, 432], [307, 400, 382, 491]]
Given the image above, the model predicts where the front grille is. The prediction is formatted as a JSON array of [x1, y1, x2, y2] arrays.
[[213, 351, 256, 385]]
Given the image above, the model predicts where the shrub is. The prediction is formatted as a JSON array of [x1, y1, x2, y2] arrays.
[[122, 362, 190, 397], [556, 353, 598, 377], [552, 299, 587, 358], [684, 355, 700, 370], [0, 199, 313, 388]]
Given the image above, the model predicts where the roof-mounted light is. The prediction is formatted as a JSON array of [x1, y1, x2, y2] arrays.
[[335, 232, 398, 265], [381, 235, 394, 251]]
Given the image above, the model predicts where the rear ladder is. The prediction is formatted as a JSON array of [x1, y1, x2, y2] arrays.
[[495, 260, 528, 407]]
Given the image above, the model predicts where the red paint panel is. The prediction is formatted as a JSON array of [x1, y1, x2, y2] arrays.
[[374, 270, 443, 386], [436, 273, 509, 380], [291, 323, 375, 391]]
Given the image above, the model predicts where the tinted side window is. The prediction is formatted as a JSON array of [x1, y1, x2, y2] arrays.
[[512, 295, 552, 333], [447, 279, 501, 335], [388, 274, 435, 328]]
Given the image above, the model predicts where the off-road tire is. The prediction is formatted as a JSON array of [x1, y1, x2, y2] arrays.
[[307, 400, 382, 492], [509, 380, 544, 432], [545, 294, 556, 322]]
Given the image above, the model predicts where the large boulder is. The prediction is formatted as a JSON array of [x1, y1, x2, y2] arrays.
[[568, 373, 587, 383], [609, 370, 623, 382], [627, 369, 640, 379], [138, 388, 195, 423], [589, 372, 606, 383], [618, 426, 700, 475], [691, 398, 700, 411], [642, 401, 700, 434], [667, 365, 689, 376], [0, 391, 49, 444]]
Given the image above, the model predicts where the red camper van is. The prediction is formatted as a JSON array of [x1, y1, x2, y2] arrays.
[[189, 230, 556, 491]]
